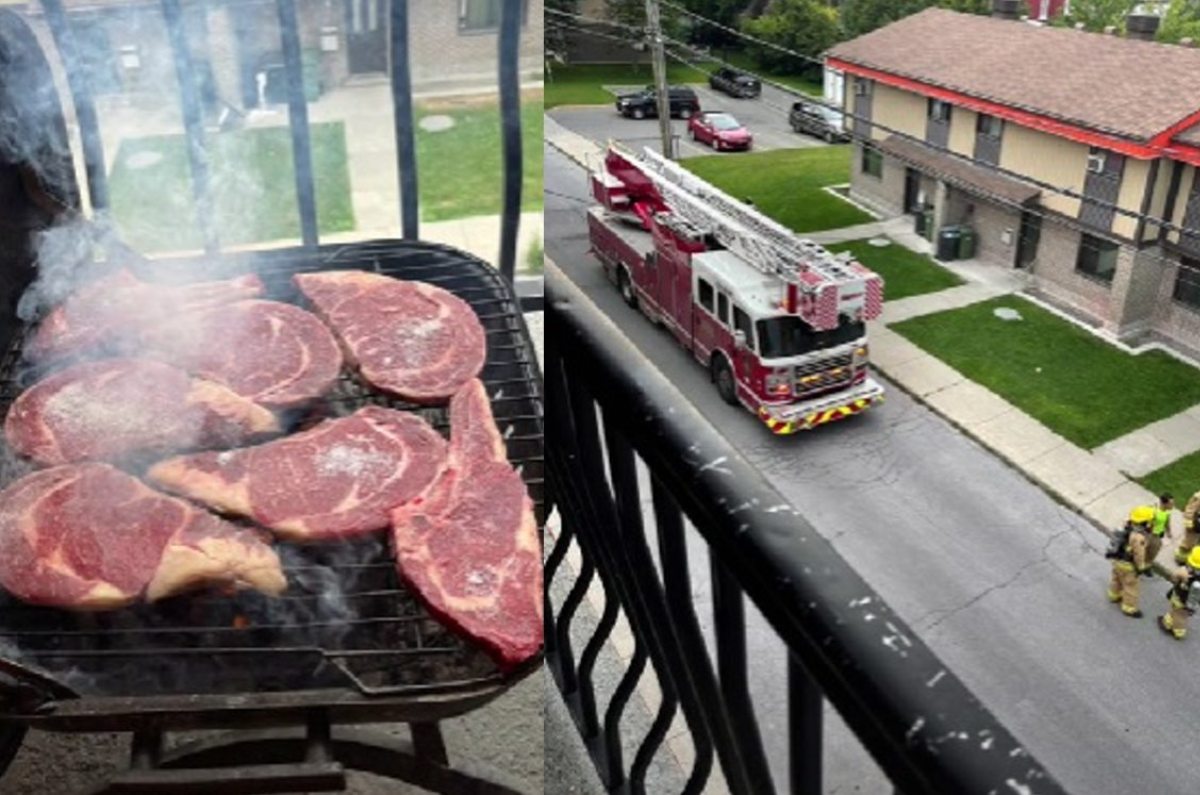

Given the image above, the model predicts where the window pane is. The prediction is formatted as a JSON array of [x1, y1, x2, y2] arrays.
[[1076, 234, 1117, 283], [1174, 258, 1200, 310], [717, 292, 729, 325], [699, 279, 714, 311], [733, 306, 754, 349]]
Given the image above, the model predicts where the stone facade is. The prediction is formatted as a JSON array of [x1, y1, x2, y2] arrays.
[[848, 142, 904, 218], [943, 186, 1020, 269]]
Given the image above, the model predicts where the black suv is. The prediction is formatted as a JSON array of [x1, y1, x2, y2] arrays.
[[708, 67, 761, 99], [789, 101, 851, 143], [615, 85, 701, 119]]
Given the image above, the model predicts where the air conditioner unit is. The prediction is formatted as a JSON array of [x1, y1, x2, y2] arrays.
[[1087, 151, 1107, 174]]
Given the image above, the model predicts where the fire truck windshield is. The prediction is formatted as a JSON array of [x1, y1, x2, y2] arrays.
[[756, 316, 865, 358]]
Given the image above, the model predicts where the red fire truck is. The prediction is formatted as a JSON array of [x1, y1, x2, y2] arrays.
[[587, 143, 885, 434]]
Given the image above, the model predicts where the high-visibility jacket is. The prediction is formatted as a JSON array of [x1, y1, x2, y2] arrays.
[[1153, 507, 1171, 537]]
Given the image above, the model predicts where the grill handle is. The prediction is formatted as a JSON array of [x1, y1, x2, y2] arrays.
[[102, 761, 347, 794]]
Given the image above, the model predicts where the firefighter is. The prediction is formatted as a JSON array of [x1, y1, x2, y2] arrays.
[[1144, 493, 1175, 573], [1174, 489, 1200, 565], [1107, 506, 1154, 617], [1158, 547, 1200, 640]]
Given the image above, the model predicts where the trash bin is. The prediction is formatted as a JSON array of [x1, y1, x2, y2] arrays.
[[914, 209, 929, 238], [958, 226, 976, 259], [936, 226, 962, 261]]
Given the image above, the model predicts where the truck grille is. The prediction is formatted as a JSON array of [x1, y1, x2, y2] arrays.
[[794, 352, 855, 395]]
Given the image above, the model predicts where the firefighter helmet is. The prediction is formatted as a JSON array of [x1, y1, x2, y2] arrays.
[[1130, 506, 1155, 525], [1188, 547, 1200, 570]]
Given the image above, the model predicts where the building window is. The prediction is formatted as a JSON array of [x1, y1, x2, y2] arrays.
[[698, 278, 715, 312], [862, 145, 883, 178], [459, 0, 527, 32], [927, 98, 951, 123], [1075, 233, 1119, 283], [976, 113, 1003, 139], [1174, 257, 1200, 310]]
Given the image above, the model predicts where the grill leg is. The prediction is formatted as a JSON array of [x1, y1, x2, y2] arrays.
[[411, 722, 449, 766]]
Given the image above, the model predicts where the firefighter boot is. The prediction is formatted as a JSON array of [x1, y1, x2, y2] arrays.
[[1161, 594, 1190, 639], [1110, 561, 1142, 616], [1160, 613, 1187, 640]]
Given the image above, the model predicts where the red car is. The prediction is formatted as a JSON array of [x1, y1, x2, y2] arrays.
[[687, 111, 753, 151]]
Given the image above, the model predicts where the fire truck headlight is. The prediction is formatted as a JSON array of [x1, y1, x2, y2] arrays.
[[765, 371, 792, 397], [853, 345, 868, 361]]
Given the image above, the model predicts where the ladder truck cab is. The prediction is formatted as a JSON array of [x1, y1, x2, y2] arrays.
[[587, 142, 885, 435]]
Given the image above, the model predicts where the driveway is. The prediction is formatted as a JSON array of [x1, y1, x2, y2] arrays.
[[550, 84, 825, 159]]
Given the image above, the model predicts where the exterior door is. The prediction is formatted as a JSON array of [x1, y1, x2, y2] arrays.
[[904, 168, 921, 213], [1016, 210, 1042, 269], [346, 0, 387, 75]]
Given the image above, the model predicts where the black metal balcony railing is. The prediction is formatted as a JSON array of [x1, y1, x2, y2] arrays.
[[38, 0, 538, 308], [546, 263, 1066, 795]]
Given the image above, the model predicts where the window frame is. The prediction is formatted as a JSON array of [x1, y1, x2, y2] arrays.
[[1173, 257, 1200, 311], [458, 0, 528, 33], [861, 145, 883, 179], [927, 98, 951, 123], [976, 113, 1003, 139], [717, 292, 730, 326], [1075, 233, 1119, 284], [698, 278, 715, 313], [733, 305, 755, 350]]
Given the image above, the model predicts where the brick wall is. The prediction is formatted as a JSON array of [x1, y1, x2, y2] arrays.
[[849, 144, 904, 217], [1029, 219, 1115, 327], [944, 187, 1019, 268], [1150, 256, 1200, 354], [406, 0, 543, 83]]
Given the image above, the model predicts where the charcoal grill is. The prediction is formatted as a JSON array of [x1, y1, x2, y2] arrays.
[[0, 1, 541, 793]]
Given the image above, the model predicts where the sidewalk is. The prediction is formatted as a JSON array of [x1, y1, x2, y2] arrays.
[[544, 112, 1200, 570]]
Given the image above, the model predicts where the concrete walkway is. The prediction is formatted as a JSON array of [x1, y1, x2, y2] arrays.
[[544, 112, 1200, 571]]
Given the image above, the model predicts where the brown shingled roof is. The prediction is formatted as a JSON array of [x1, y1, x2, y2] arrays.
[[874, 135, 1040, 206], [828, 8, 1200, 142]]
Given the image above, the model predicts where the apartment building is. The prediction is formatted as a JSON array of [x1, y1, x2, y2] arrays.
[[827, 6, 1200, 356]]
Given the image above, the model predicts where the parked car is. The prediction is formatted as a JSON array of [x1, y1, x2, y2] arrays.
[[687, 111, 753, 151], [708, 67, 761, 99], [615, 85, 701, 119], [789, 101, 851, 143]]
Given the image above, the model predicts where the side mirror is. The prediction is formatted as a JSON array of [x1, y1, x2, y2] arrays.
[[733, 330, 747, 349]]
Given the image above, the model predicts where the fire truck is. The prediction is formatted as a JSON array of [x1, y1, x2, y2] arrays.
[[587, 142, 885, 434]]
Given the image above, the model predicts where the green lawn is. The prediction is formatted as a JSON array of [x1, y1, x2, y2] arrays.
[[525, 236, 544, 274], [545, 62, 707, 108], [892, 296, 1200, 449], [109, 122, 354, 252], [416, 99, 544, 222], [826, 238, 963, 301], [681, 148, 872, 233], [716, 50, 823, 97], [1140, 452, 1200, 507]]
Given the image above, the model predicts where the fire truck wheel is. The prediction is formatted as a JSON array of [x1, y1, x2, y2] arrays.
[[712, 356, 737, 405], [618, 268, 638, 308]]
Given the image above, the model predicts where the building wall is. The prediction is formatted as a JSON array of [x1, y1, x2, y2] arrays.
[[869, 83, 925, 142], [999, 124, 1088, 218], [944, 186, 1019, 268], [1112, 157, 1151, 240], [947, 106, 976, 159], [1151, 258, 1200, 353], [849, 142, 904, 216], [1167, 164, 1197, 246], [1030, 219, 1114, 326], [406, 0, 544, 82]]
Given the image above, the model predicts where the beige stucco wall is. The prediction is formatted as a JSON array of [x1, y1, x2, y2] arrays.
[[1113, 157, 1152, 239], [999, 124, 1088, 217], [1167, 164, 1197, 245], [947, 107, 976, 158], [1142, 160, 1174, 243], [870, 83, 926, 142]]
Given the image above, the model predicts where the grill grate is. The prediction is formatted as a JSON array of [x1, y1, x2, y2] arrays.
[[0, 240, 544, 700]]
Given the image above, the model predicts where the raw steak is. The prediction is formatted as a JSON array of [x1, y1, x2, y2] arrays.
[[148, 406, 447, 542], [142, 300, 343, 409], [27, 269, 264, 362], [391, 379, 541, 671], [4, 358, 280, 466], [0, 463, 286, 610], [294, 271, 486, 403]]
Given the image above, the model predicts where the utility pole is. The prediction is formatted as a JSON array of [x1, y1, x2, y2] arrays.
[[644, 0, 674, 159]]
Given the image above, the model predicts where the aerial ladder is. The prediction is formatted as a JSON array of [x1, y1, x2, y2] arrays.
[[594, 142, 884, 331]]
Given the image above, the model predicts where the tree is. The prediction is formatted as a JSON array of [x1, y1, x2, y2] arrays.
[[1158, 0, 1200, 42], [1060, 0, 1139, 32], [840, 0, 931, 38], [676, 0, 747, 47], [741, 0, 840, 73]]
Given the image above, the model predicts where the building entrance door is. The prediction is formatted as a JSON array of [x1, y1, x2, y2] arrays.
[[1016, 210, 1042, 269], [346, 0, 387, 74], [904, 168, 921, 213]]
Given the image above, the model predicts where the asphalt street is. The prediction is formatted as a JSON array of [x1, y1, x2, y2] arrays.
[[546, 141, 1199, 795], [551, 83, 825, 159]]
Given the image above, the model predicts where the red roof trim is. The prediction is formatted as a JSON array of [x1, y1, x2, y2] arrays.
[[1154, 109, 1200, 148], [828, 57, 1161, 160], [1161, 144, 1200, 168]]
